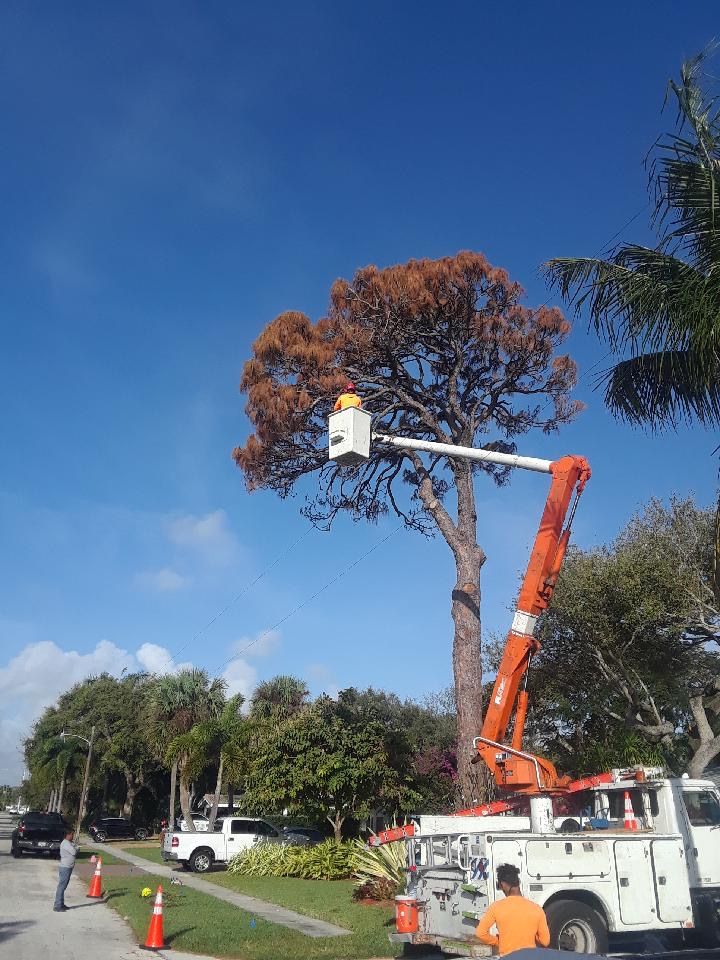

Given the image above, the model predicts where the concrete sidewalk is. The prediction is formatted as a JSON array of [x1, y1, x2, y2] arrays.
[[82, 837, 351, 938]]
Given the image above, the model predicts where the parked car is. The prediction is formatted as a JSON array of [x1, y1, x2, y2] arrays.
[[177, 813, 210, 832], [11, 812, 68, 858], [88, 817, 150, 842], [162, 816, 281, 872], [281, 826, 325, 846]]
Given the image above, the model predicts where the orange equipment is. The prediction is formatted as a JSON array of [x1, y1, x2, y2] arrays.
[[395, 895, 420, 933], [474, 454, 591, 795], [86, 856, 103, 898], [623, 791, 638, 830], [142, 885, 165, 950]]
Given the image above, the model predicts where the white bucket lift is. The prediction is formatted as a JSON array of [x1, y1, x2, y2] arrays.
[[328, 407, 372, 465]]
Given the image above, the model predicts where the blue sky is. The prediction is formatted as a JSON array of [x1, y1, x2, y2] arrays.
[[1, 2, 718, 783]]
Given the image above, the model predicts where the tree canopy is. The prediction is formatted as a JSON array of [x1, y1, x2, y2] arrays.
[[528, 497, 720, 777], [243, 693, 421, 839], [233, 251, 582, 801]]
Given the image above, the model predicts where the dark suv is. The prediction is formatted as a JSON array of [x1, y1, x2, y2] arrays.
[[88, 817, 149, 842], [282, 826, 325, 846]]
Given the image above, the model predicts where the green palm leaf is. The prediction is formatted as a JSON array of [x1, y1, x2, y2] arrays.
[[598, 349, 720, 427], [544, 48, 720, 430]]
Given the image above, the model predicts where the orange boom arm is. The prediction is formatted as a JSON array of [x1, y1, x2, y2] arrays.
[[476, 454, 591, 794]]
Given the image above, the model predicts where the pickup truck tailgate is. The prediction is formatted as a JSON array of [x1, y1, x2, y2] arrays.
[[162, 831, 178, 860]]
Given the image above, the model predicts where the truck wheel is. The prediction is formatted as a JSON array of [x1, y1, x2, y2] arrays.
[[94, 830, 107, 842], [189, 849, 213, 873], [11, 845, 21, 858], [134, 828, 149, 841], [693, 893, 720, 948], [546, 899, 608, 954]]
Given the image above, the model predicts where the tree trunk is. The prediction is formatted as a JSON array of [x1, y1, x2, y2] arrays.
[[122, 770, 139, 818], [327, 812, 344, 841], [57, 772, 67, 815], [451, 544, 485, 804], [101, 772, 109, 814], [208, 757, 224, 830], [687, 695, 720, 778], [169, 759, 178, 829], [409, 453, 485, 806], [227, 782, 235, 815], [178, 758, 194, 830], [48, 788, 56, 813]]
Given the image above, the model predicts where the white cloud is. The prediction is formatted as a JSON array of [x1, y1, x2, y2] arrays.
[[222, 658, 257, 704], [0, 639, 196, 783], [166, 509, 238, 565], [231, 629, 280, 658], [135, 567, 190, 592], [0, 639, 137, 783], [305, 662, 340, 699], [0, 640, 136, 709], [135, 643, 192, 676]]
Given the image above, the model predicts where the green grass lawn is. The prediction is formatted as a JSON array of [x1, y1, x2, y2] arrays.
[[118, 843, 166, 865], [102, 873, 397, 960], [205, 873, 394, 934]]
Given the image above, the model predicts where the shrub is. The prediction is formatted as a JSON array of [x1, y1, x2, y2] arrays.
[[228, 840, 355, 881], [351, 838, 407, 901]]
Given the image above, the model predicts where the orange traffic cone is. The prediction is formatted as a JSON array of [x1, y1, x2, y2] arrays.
[[142, 885, 165, 951], [623, 791, 638, 831], [86, 856, 103, 898]]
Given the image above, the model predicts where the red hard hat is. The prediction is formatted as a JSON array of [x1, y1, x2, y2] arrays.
[[345, 382, 356, 391]]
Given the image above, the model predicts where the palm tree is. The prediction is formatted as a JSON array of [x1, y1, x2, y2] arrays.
[[250, 675, 310, 721], [187, 694, 247, 829], [544, 49, 720, 599], [37, 740, 83, 816], [148, 669, 226, 829]]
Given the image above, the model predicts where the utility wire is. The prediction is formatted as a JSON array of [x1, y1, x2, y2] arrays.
[[165, 201, 652, 672], [167, 527, 315, 663], [213, 524, 403, 675]]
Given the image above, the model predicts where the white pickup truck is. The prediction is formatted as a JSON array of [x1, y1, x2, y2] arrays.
[[162, 815, 281, 872]]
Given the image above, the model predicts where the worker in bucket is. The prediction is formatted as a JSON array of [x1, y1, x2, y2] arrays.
[[476, 863, 550, 955], [334, 382, 362, 411]]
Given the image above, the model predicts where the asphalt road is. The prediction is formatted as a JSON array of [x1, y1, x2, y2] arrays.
[[0, 812, 211, 960]]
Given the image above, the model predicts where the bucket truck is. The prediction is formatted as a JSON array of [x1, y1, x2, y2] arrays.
[[328, 406, 720, 954]]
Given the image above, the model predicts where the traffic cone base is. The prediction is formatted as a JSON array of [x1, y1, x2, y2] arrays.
[[141, 885, 165, 950], [86, 856, 104, 898]]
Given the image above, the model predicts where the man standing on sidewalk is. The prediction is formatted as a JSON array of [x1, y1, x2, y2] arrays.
[[476, 863, 550, 955], [54, 829, 77, 912]]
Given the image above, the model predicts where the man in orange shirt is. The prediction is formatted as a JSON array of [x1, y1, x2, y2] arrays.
[[476, 864, 550, 955], [334, 383, 362, 411]]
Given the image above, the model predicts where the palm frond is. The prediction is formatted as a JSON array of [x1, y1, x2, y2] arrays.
[[598, 349, 720, 428], [544, 251, 715, 357], [714, 491, 720, 606], [651, 46, 720, 274]]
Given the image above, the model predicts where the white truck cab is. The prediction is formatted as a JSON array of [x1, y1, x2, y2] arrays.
[[392, 769, 720, 955], [162, 815, 280, 872]]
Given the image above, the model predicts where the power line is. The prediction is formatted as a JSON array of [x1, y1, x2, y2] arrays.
[[168, 527, 315, 663], [213, 524, 403, 676], [166, 201, 653, 672]]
